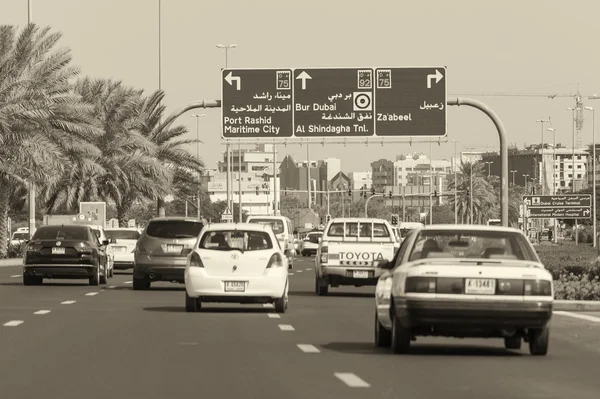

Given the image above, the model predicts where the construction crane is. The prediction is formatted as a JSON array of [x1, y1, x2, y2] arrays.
[[449, 89, 600, 148]]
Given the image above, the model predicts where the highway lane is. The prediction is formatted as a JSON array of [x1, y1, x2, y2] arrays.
[[1, 256, 600, 398]]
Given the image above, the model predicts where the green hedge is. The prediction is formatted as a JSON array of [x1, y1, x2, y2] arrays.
[[2, 244, 26, 259]]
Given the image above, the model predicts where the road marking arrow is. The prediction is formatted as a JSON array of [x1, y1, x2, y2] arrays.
[[296, 71, 312, 90], [225, 71, 241, 90], [426, 69, 444, 89]]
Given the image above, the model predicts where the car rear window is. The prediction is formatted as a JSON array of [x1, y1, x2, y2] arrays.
[[145, 220, 204, 239], [327, 222, 390, 238], [12, 232, 28, 240], [199, 230, 273, 251], [32, 226, 89, 241], [408, 230, 537, 262], [106, 230, 141, 240], [307, 233, 322, 243], [248, 218, 284, 234]]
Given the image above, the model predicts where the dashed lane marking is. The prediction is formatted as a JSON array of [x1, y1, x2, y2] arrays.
[[305, 268, 311, 271], [61, 300, 76, 305], [297, 344, 320, 353], [124, 281, 133, 284], [85, 292, 99, 296], [3, 320, 24, 327], [108, 286, 116, 289], [289, 273, 295, 276], [11, 275, 20, 278], [268, 313, 281, 319], [34, 310, 51, 315], [334, 373, 370, 388], [554, 311, 600, 323], [296, 270, 303, 273], [278, 324, 295, 331]]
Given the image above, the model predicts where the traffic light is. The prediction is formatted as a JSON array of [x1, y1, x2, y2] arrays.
[[391, 214, 399, 225], [371, 187, 375, 195], [361, 188, 366, 198], [388, 191, 392, 198], [434, 189, 438, 197], [325, 214, 331, 223], [466, 188, 470, 197], [348, 188, 352, 197], [256, 186, 259, 195]]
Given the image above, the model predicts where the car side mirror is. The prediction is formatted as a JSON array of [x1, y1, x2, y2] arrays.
[[376, 260, 393, 270], [102, 240, 109, 246], [182, 248, 193, 256]]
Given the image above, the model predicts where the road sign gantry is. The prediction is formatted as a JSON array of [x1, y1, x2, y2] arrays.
[[523, 194, 592, 219], [221, 67, 447, 140]]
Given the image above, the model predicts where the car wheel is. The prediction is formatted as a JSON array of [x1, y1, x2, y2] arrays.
[[528, 327, 549, 356], [504, 336, 522, 350], [391, 314, 411, 354], [374, 311, 392, 347], [89, 266, 100, 286], [100, 266, 108, 285], [133, 278, 150, 290], [274, 289, 288, 314], [185, 292, 201, 312], [316, 277, 328, 296], [23, 275, 42, 286]]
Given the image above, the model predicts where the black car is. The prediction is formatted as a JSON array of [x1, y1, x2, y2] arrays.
[[23, 225, 110, 286]]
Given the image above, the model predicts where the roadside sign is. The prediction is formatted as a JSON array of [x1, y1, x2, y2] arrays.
[[221, 207, 233, 223], [221, 67, 447, 139], [523, 194, 592, 219]]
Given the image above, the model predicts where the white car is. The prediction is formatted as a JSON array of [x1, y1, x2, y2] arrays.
[[184, 222, 289, 313], [300, 231, 322, 256], [374, 224, 553, 356], [87, 225, 114, 277], [105, 228, 141, 271]]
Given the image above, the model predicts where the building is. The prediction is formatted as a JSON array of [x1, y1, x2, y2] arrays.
[[587, 144, 600, 188], [217, 143, 278, 175], [207, 172, 280, 216], [371, 159, 395, 192], [280, 156, 343, 207], [393, 154, 452, 187]]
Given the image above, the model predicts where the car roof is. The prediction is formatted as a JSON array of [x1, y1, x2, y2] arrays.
[[104, 227, 139, 231], [39, 224, 88, 229], [418, 224, 523, 234], [83, 224, 103, 229], [204, 222, 272, 232], [148, 217, 203, 222], [246, 215, 289, 220], [329, 218, 388, 223]]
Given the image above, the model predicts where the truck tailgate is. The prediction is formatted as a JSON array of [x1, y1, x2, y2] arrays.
[[326, 242, 396, 267]]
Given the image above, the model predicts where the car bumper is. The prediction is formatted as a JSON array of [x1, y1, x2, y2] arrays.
[[393, 297, 553, 329], [112, 253, 134, 269], [23, 264, 97, 279], [134, 254, 187, 282], [185, 267, 288, 300], [320, 265, 384, 285]]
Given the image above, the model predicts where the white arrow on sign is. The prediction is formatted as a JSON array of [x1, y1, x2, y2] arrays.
[[225, 71, 241, 90], [296, 71, 312, 90], [426, 69, 444, 89], [584, 209, 591, 216]]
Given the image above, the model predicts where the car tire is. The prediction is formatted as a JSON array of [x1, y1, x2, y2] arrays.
[[274, 291, 288, 314], [391, 314, 411, 354], [133, 278, 150, 290], [374, 311, 392, 347], [316, 277, 329, 296], [23, 275, 42, 286], [504, 336, 522, 350], [89, 266, 100, 286], [528, 327, 549, 356], [100, 266, 108, 285], [185, 292, 201, 312]]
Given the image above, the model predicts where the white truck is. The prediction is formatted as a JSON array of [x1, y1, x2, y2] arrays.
[[314, 217, 399, 296]]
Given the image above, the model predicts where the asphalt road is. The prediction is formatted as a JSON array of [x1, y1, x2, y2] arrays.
[[2, 257, 600, 398]]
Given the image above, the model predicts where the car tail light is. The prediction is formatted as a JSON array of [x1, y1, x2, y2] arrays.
[[495, 279, 523, 295], [319, 244, 328, 263], [77, 243, 93, 254], [524, 280, 551, 296], [266, 253, 284, 268], [189, 253, 204, 268], [405, 276, 437, 293]]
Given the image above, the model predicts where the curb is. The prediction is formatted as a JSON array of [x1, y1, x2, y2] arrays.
[[0, 258, 22, 267], [554, 300, 600, 312]]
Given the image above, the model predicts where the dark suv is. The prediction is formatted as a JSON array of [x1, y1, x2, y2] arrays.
[[133, 217, 204, 290], [23, 224, 110, 286]]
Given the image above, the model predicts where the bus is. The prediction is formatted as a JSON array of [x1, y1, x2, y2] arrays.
[[487, 219, 501, 226]]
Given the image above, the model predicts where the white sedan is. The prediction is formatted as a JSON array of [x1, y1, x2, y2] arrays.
[[184, 223, 289, 313], [374, 224, 553, 356]]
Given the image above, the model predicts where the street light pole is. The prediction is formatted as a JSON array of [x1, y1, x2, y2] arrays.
[[510, 170, 517, 186], [567, 107, 579, 245], [191, 114, 205, 219], [485, 161, 493, 177], [584, 107, 596, 248], [429, 139, 433, 225], [547, 127, 558, 243], [451, 140, 460, 224], [27, 0, 36, 236]]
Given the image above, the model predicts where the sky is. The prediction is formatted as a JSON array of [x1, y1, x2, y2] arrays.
[[1, 0, 599, 173]]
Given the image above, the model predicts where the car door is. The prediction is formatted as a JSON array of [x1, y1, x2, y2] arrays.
[[91, 228, 107, 270]]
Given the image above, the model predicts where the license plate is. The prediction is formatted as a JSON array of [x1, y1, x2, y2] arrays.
[[113, 246, 126, 252], [353, 271, 370, 279], [166, 244, 183, 253], [224, 281, 245, 292], [465, 278, 496, 295], [52, 247, 65, 255]]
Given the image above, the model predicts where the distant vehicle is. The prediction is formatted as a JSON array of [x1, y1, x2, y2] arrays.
[[133, 217, 204, 290], [22, 224, 110, 286], [487, 219, 502, 226], [183, 222, 288, 313], [300, 231, 323, 256], [105, 228, 141, 270], [85, 225, 114, 277], [373, 224, 553, 356], [246, 215, 295, 269], [9, 231, 29, 246], [398, 222, 425, 239]]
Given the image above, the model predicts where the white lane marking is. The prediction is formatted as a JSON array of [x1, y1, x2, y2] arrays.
[[34, 310, 51, 315], [305, 268, 311, 271], [289, 273, 295, 276], [278, 324, 295, 331], [334, 373, 370, 388], [554, 311, 600, 323], [85, 292, 99, 296], [123, 281, 133, 284], [297, 344, 320, 353], [268, 313, 281, 319], [3, 320, 24, 327], [296, 270, 303, 273], [61, 300, 76, 305], [108, 286, 116, 289], [11, 274, 20, 278]]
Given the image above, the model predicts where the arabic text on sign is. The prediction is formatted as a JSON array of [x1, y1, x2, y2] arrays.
[[230, 105, 291, 113], [252, 92, 291, 101], [419, 101, 444, 111]]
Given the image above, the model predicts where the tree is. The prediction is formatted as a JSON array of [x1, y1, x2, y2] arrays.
[[431, 204, 455, 224], [0, 24, 100, 257], [447, 161, 496, 224]]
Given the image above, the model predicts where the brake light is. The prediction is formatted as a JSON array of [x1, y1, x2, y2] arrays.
[[405, 277, 436, 293], [78, 243, 93, 254], [189, 253, 204, 268], [524, 279, 552, 296], [319, 245, 328, 263], [266, 253, 283, 268]]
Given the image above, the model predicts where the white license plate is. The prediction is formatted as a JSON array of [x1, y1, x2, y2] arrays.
[[465, 278, 496, 295], [166, 244, 183, 253], [52, 247, 65, 255], [113, 246, 126, 252], [224, 281, 245, 292], [353, 271, 370, 279]]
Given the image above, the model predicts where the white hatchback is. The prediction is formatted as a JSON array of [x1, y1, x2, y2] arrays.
[[184, 223, 289, 313]]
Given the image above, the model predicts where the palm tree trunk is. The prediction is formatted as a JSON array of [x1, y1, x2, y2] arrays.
[[116, 197, 135, 227], [0, 189, 10, 258], [157, 198, 165, 217]]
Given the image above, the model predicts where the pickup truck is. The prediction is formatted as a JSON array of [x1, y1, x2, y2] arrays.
[[314, 217, 399, 296]]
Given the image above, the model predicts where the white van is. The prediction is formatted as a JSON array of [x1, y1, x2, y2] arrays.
[[246, 215, 295, 269]]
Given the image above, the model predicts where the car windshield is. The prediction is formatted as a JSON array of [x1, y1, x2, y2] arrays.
[[199, 230, 273, 252], [248, 219, 284, 234], [12, 233, 28, 240], [32, 226, 88, 241], [408, 230, 537, 262], [105, 230, 141, 240], [146, 220, 204, 239], [307, 233, 322, 243]]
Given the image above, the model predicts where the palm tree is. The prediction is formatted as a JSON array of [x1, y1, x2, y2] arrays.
[[0, 24, 101, 257], [447, 161, 496, 224]]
